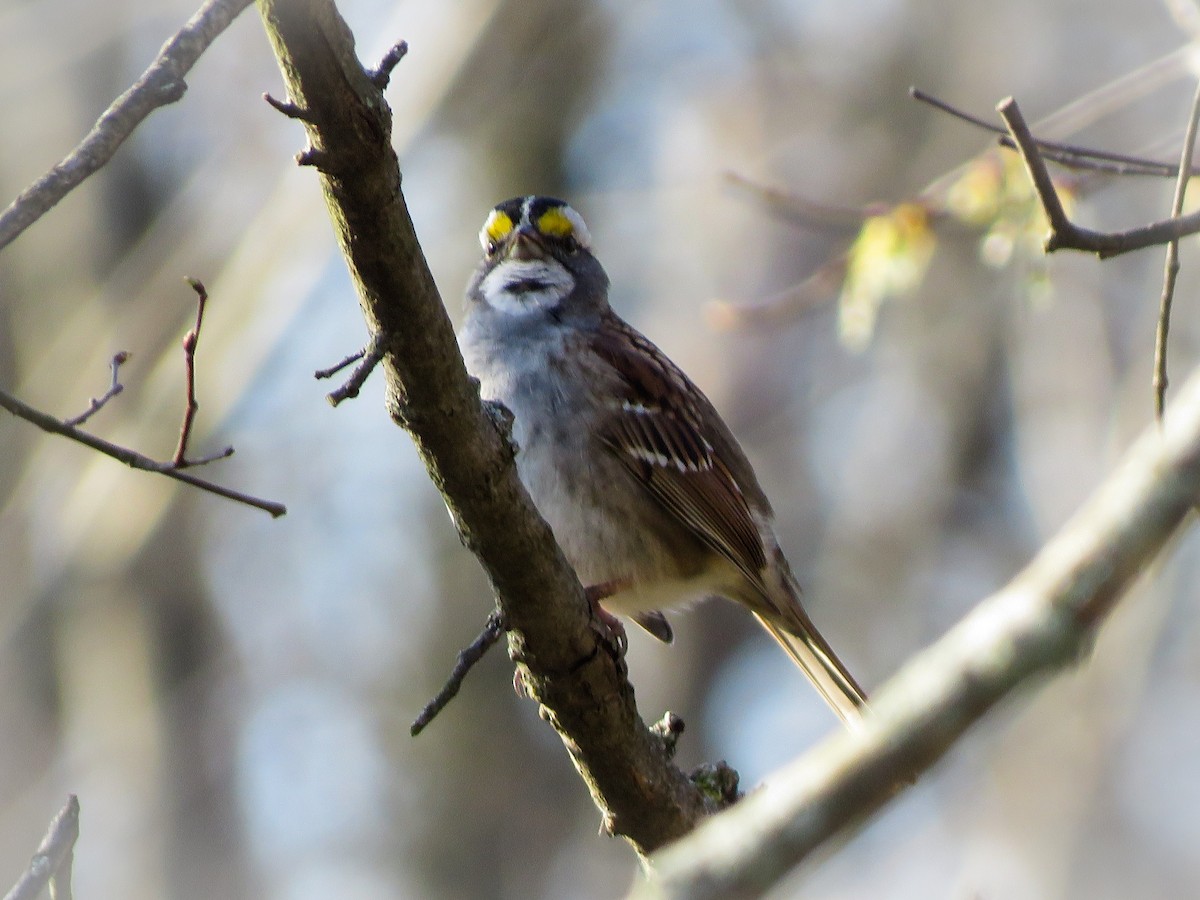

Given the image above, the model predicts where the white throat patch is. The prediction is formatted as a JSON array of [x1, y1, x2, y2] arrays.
[[480, 258, 575, 316]]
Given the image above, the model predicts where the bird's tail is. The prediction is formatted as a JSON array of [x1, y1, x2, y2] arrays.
[[753, 611, 869, 728]]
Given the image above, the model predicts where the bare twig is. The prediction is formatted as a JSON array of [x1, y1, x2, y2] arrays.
[[912, 88, 1198, 178], [63, 351, 130, 427], [0, 0, 254, 253], [3, 795, 79, 900], [368, 40, 409, 90], [314, 348, 366, 380], [322, 333, 385, 406], [411, 610, 506, 736], [639, 357, 1200, 900], [998, 96, 1200, 258], [1154, 80, 1200, 420], [0, 388, 286, 517], [263, 92, 314, 122], [173, 279, 210, 465]]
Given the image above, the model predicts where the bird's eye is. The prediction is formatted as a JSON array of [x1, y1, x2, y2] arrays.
[[486, 241, 499, 257], [561, 236, 580, 254]]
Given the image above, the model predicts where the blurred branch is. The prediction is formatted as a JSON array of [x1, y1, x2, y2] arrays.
[[639, 356, 1200, 900], [258, 0, 724, 856], [998, 96, 1200, 257], [3, 795, 79, 900], [1154, 80, 1200, 420], [0, 0, 254, 253]]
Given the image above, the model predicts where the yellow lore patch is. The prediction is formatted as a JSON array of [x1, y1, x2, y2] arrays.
[[536, 207, 575, 239], [483, 210, 514, 244]]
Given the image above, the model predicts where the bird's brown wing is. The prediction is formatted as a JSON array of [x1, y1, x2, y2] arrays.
[[590, 313, 768, 589], [591, 313, 868, 725]]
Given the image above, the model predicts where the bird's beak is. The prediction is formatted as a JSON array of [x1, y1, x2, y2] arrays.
[[506, 225, 548, 262]]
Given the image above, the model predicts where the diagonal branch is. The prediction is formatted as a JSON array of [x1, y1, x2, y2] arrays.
[[3, 795, 80, 900], [257, 0, 720, 856], [0, 387, 285, 518], [912, 87, 1200, 178], [998, 96, 1200, 257], [639, 352, 1200, 900], [0, 0, 254, 253]]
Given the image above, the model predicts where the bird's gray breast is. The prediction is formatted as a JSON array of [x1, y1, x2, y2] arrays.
[[459, 318, 642, 578]]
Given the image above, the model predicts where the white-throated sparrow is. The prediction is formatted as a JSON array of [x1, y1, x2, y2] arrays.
[[459, 196, 867, 725]]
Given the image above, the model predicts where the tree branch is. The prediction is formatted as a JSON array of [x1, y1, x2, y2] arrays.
[[637, 356, 1200, 898], [257, 0, 720, 855], [0, 0, 254, 253], [410, 609, 506, 736], [0, 387, 285, 518], [998, 96, 1200, 257], [1153, 79, 1200, 420], [911, 87, 1200, 178], [3, 796, 80, 900]]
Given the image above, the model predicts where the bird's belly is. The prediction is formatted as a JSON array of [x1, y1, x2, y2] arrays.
[[470, 350, 734, 615], [517, 424, 731, 615]]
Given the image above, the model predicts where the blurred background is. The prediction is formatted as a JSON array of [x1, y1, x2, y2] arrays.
[[2, 0, 1200, 897]]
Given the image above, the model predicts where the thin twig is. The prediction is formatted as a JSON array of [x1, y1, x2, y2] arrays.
[[63, 351, 130, 427], [0, 387, 286, 517], [0, 0, 254, 253], [1154, 79, 1200, 420], [314, 348, 366, 380], [324, 333, 385, 406], [411, 610, 506, 736], [173, 278, 208, 465], [913, 87, 1199, 178], [3, 795, 79, 900], [998, 96, 1200, 258]]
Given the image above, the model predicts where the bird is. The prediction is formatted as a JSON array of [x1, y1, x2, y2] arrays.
[[458, 195, 867, 726]]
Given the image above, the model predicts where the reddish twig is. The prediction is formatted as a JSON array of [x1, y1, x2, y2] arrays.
[[173, 278, 209, 465], [3, 795, 79, 900], [172, 278, 233, 468], [63, 351, 130, 427]]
